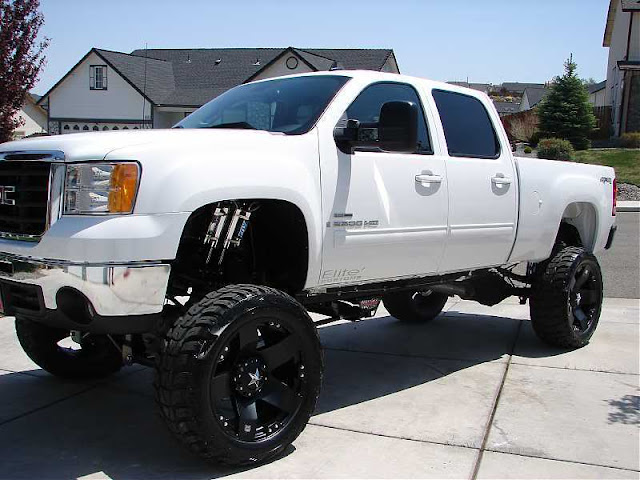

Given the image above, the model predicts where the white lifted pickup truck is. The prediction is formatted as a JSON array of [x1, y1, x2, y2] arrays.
[[0, 71, 617, 464]]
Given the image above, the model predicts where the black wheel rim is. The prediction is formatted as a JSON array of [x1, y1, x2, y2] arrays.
[[209, 318, 305, 443], [568, 262, 602, 334], [411, 290, 437, 313]]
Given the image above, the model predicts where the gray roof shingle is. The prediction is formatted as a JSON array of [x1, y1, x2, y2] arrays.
[[500, 82, 545, 94], [523, 86, 549, 107], [124, 47, 394, 106], [493, 101, 521, 114], [96, 49, 175, 105], [587, 80, 606, 94]]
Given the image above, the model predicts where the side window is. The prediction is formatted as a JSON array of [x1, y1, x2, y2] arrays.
[[432, 89, 500, 158], [345, 82, 432, 153]]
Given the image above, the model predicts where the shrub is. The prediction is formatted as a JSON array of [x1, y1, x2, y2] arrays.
[[537, 138, 575, 161], [619, 132, 640, 148], [524, 146, 532, 154], [528, 131, 542, 147]]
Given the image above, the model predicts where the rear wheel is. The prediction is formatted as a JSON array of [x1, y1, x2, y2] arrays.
[[530, 246, 603, 348], [15, 317, 122, 379], [383, 289, 449, 323], [155, 284, 322, 465]]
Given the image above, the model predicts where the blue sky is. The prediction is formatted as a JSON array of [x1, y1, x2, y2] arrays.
[[34, 0, 611, 95]]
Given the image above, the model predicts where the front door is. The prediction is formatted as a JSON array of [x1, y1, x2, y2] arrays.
[[318, 82, 449, 287]]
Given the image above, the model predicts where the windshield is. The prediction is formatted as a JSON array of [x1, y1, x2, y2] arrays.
[[175, 75, 350, 134]]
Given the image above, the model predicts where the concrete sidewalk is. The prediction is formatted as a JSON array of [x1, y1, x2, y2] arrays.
[[617, 201, 640, 212], [0, 298, 638, 479]]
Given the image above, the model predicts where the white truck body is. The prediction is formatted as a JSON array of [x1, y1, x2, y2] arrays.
[[0, 71, 616, 316]]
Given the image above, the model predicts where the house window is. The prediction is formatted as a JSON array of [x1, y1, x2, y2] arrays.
[[90, 65, 108, 90]]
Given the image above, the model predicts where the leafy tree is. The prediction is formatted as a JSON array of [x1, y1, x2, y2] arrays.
[[0, 0, 48, 143], [537, 56, 596, 150]]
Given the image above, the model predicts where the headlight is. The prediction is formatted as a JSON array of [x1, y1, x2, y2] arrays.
[[64, 162, 140, 214]]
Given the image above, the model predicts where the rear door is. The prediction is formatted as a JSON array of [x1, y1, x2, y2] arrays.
[[431, 89, 518, 273]]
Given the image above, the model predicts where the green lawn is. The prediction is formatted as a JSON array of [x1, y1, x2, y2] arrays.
[[574, 148, 640, 185]]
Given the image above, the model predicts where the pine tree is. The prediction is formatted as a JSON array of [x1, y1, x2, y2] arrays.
[[537, 56, 596, 150], [0, 0, 48, 143]]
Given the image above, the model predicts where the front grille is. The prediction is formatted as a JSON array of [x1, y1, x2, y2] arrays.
[[0, 161, 51, 237]]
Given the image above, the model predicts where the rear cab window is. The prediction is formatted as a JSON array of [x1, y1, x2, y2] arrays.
[[432, 89, 500, 159]]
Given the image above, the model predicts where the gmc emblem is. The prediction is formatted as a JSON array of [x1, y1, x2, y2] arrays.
[[0, 185, 16, 206]]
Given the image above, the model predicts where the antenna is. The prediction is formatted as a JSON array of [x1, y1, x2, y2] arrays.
[[141, 43, 148, 129]]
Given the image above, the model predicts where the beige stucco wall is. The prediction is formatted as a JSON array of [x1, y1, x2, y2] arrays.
[[48, 52, 151, 121], [605, 2, 639, 134], [13, 101, 47, 138], [589, 88, 608, 107], [252, 54, 315, 81]]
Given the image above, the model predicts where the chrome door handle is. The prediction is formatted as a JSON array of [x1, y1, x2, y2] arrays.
[[491, 175, 512, 185], [415, 174, 442, 184]]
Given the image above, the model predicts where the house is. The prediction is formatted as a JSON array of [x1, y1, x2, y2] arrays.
[[446, 81, 491, 94], [588, 80, 608, 107], [519, 87, 549, 112], [37, 47, 399, 134], [12, 93, 47, 139], [493, 101, 521, 117], [603, 0, 640, 135], [498, 82, 545, 95]]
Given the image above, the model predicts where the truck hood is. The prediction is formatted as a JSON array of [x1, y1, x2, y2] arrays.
[[0, 129, 286, 161]]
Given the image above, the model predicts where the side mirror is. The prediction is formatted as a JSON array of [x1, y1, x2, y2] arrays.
[[378, 101, 418, 152], [333, 119, 360, 154]]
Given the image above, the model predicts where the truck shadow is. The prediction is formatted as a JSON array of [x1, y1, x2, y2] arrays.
[[0, 310, 572, 479]]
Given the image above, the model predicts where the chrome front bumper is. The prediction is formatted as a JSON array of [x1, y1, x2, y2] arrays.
[[0, 254, 170, 317]]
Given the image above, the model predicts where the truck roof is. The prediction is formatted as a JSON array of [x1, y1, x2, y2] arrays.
[[248, 70, 491, 101]]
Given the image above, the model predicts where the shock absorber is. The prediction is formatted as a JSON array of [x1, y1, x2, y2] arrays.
[[218, 206, 252, 266], [202, 202, 256, 267], [204, 205, 230, 264]]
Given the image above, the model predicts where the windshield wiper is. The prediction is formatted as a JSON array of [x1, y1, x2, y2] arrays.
[[207, 122, 256, 130]]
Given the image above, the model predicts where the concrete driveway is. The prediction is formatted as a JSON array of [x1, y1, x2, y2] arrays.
[[0, 296, 638, 479]]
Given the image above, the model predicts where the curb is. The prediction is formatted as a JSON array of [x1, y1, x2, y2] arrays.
[[617, 201, 640, 212]]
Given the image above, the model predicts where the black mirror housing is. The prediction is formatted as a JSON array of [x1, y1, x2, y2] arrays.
[[333, 119, 360, 154], [378, 101, 419, 153]]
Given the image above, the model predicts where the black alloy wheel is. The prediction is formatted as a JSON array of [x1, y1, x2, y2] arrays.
[[156, 284, 322, 465], [210, 317, 307, 442], [15, 317, 123, 379], [530, 246, 604, 348], [383, 289, 449, 322], [567, 262, 602, 334]]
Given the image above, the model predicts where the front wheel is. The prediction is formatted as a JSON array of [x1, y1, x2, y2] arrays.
[[383, 289, 449, 323], [15, 317, 123, 379], [530, 246, 604, 348], [155, 284, 322, 465]]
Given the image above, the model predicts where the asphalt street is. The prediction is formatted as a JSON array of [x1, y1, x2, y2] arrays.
[[597, 211, 640, 298]]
